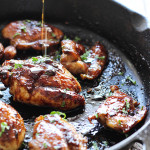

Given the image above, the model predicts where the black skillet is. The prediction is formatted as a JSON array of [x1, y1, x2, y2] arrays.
[[0, 0, 150, 149]]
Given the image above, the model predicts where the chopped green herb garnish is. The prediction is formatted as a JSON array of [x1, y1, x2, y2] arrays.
[[114, 108, 119, 112], [51, 33, 56, 37], [43, 115, 47, 118], [37, 21, 42, 27], [92, 141, 99, 150], [50, 111, 66, 119], [61, 45, 65, 49], [121, 83, 124, 86], [80, 50, 90, 61], [122, 107, 128, 114], [61, 101, 66, 107], [102, 141, 108, 147], [74, 36, 81, 42], [50, 120, 56, 123], [13, 33, 20, 38], [26, 20, 31, 23], [32, 57, 38, 63], [20, 26, 27, 32], [141, 106, 144, 110], [63, 35, 69, 40], [43, 143, 47, 149], [126, 76, 136, 85], [125, 99, 130, 110], [95, 113, 98, 118], [66, 88, 70, 91], [0, 122, 10, 137], [14, 64, 23, 69], [118, 72, 124, 76], [118, 120, 121, 126], [36, 133, 39, 137], [95, 55, 105, 60], [54, 51, 61, 60]]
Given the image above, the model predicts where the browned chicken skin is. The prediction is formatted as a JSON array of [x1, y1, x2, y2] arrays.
[[2, 20, 64, 51], [0, 100, 25, 150], [29, 114, 87, 150], [0, 43, 4, 60], [60, 40, 107, 80], [0, 56, 85, 110], [0, 43, 17, 61], [4, 46, 17, 60], [88, 86, 147, 133]]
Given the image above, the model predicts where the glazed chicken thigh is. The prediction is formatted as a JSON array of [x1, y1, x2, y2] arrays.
[[0, 56, 85, 110], [2, 20, 64, 51], [29, 114, 87, 150], [88, 86, 147, 133], [60, 40, 107, 80], [0, 100, 25, 150]]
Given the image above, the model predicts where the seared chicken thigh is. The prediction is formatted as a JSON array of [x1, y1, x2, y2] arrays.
[[0, 56, 85, 110], [29, 114, 87, 150], [88, 86, 147, 133], [2, 20, 64, 51], [60, 40, 107, 80], [0, 100, 25, 150]]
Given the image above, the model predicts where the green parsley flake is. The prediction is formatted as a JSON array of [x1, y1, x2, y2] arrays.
[[20, 26, 27, 32], [36, 133, 39, 137], [122, 107, 128, 114], [95, 113, 98, 118], [66, 88, 70, 91], [61, 101, 66, 107], [43, 143, 47, 149], [92, 141, 99, 150], [51, 33, 56, 37], [13, 33, 20, 38], [26, 20, 31, 23], [37, 21, 42, 27], [74, 36, 81, 42], [54, 51, 61, 60], [126, 76, 136, 85], [125, 99, 130, 110], [32, 57, 38, 63], [0, 122, 10, 137], [63, 35, 69, 40], [141, 106, 144, 110], [118, 120, 121, 126], [50, 111, 66, 119], [95, 55, 105, 60], [14, 64, 23, 69], [118, 72, 124, 76], [80, 50, 90, 61], [102, 141, 108, 147]]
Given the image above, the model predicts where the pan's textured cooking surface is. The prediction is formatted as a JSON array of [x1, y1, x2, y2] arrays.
[[0, 22, 148, 149]]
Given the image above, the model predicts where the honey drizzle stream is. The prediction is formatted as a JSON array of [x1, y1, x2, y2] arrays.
[[41, 0, 47, 57]]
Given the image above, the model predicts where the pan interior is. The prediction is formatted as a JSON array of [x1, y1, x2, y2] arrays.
[[0, 21, 147, 150]]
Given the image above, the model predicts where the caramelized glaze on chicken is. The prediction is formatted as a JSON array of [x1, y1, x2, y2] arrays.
[[0, 100, 25, 150], [60, 40, 107, 80], [29, 114, 87, 150], [88, 86, 147, 133], [2, 20, 64, 51], [0, 56, 85, 110]]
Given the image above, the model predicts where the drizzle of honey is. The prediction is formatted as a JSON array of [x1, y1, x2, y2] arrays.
[[41, 0, 47, 57]]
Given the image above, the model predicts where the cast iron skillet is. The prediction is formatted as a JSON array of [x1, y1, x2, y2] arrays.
[[0, 0, 150, 149]]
